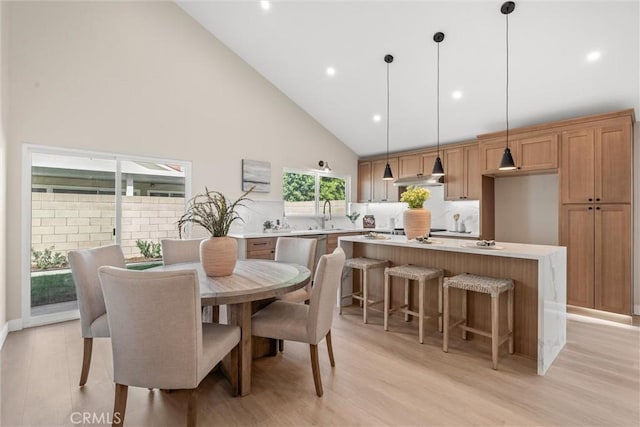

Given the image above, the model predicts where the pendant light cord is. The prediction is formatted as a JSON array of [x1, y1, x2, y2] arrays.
[[437, 41, 440, 157], [386, 61, 390, 164], [505, 12, 510, 149]]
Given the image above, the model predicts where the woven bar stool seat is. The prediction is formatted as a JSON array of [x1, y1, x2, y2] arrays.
[[443, 273, 514, 370], [384, 265, 444, 344], [340, 257, 388, 324]]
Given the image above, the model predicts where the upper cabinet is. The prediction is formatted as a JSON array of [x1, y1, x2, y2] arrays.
[[420, 151, 438, 176], [398, 154, 422, 178], [357, 161, 372, 202], [479, 133, 558, 175], [358, 158, 399, 202], [443, 144, 480, 200], [560, 118, 632, 204]]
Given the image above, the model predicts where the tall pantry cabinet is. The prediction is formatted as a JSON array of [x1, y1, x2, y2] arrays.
[[559, 111, 633, 314]]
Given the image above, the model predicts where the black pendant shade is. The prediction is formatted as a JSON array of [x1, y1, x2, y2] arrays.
[[498, 1, 517, 171], [499, 147, 516, 170], [432, 32, 446, 177], [432, 156, 445, 176], [383, 163, 394, 180], [382, 54, 395, 181]]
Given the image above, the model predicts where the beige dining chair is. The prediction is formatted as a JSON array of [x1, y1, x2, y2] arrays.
[[161, 238, 219, 322], [275, 236, 318, 303], [68, 244, 126, 387], [98, 266, 240, 427], [160, 238, 203, 265], [274, 236, 318, 352], [252, 247, 346, 397]]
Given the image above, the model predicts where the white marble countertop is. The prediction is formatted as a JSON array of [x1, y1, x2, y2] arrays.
[[229, 228, 391, 239], [339, 234, 564, 261]]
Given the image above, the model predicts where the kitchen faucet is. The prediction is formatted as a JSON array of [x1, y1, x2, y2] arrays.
[[321, 199, 332, 229]]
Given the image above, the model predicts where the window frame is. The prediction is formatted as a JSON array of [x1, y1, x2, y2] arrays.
[[22, 144, 191, 327], [282, 168, 350, 217]]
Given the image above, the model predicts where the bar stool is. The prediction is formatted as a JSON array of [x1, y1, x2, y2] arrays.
[[442, 273, 514, 370], [383, 265, 444, 344], [340, 257, 388, 323]]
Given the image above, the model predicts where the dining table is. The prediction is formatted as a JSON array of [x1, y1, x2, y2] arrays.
[[150, 259, 311, 396]]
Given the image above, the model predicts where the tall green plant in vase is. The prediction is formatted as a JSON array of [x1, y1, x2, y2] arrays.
[[177, 186, 253, 276], [400, 185, 432, 240]]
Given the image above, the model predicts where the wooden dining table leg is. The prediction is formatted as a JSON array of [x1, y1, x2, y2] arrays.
[[227, 301, 253, 396]]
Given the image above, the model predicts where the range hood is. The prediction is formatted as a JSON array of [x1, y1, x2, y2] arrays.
[[393, 174, 444, 187]]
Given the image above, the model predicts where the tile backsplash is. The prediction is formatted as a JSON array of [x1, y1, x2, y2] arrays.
[[230, 185, 479, 234], [350, 186, 480, 233]]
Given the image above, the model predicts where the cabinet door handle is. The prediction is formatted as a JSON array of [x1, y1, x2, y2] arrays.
[[596, 206, 601, 210], [588, 207, 593, 210], [588, 198, 593, 202], [596, 198, 600, 202]]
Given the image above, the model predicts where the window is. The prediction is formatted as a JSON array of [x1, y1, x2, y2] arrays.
[[282, 170, 348, 217]]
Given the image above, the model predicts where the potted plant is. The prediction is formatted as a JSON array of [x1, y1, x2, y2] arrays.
[[400, 185, 431, 240], [177, 186, 253, 276], [346, 211, 360, 228]]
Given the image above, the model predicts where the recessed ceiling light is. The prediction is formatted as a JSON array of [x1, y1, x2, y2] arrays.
[[586, 51, 601, 62], [372, 114, 381, 122], [452, 90, 463, 100], [260, 1, 271, 11], [326, 67, 336, 77]]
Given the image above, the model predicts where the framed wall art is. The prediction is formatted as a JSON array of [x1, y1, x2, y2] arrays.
[[242, 159, 271, 193]]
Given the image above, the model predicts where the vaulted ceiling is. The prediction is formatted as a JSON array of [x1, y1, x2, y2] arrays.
[[177, 1, 639, 157]]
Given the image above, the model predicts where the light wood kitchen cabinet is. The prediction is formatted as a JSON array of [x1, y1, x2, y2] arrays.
[[560, 203, 631, 314], [372, 158, 399, 202], [479, 133, 558, 175], [327, 232, 363, 254], [244, 237, 276, 260], [560, 120, 632, 204], [398, 154, 421, 178], [357, 161, 372, 202], [420, 151, 438, 177], [358, 158, 399, 202], [443, 144, 480, 200]]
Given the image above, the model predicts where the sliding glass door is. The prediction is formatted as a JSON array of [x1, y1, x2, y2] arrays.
[[25, 146, 189, 325]]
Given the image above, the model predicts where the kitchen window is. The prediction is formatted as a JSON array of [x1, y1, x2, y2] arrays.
[[282, 170, 348, 217]]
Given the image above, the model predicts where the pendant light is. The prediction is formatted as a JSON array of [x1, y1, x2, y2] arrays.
[[432, 32, 445, 177], [382, 54, 394, 180], [498, 1, 517, 171]]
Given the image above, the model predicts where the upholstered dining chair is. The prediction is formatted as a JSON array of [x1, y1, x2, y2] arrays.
[[161, 238, 219, 322], [98, 266, 240, 427], [274, 236, 318, 351], [160, 238, 203, 265], [275, 236, 318, 303], [252, 247, 346, 397], [68, 244, 125, 387]]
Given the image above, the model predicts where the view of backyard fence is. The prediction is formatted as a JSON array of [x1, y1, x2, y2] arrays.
[[31, 193, 184, 260]]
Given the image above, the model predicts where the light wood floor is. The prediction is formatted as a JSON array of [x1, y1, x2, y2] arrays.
[[1, 307, 639, 426]]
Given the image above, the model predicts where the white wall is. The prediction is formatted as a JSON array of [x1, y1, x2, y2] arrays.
[[494, 174, 559, 246], [4, 2, 358, 321], [0, 0, 8, 339]]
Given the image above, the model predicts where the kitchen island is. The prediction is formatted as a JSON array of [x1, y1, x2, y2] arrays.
[[338, 235, 566, 375]]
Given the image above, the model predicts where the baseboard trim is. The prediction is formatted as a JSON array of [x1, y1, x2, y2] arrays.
[[0, 322, 8, 350]]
